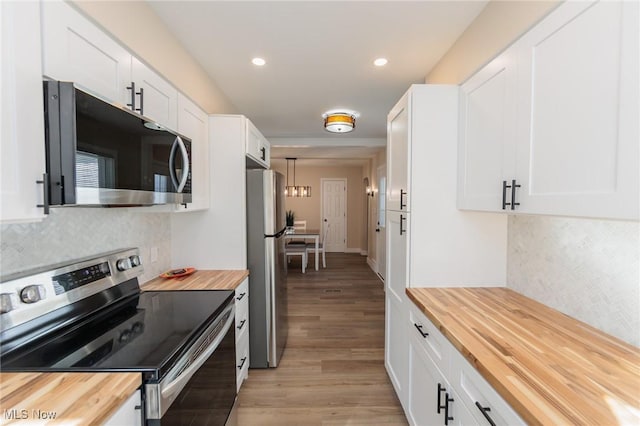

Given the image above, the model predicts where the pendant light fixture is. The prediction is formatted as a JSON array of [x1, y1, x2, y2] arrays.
[[285, 158, 311, 197]]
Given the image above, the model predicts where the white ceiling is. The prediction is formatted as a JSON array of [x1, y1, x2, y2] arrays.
[[149, 1, 487, 158]]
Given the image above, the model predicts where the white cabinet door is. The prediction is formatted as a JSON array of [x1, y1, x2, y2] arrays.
[[103, 390, 142, 426], [515, 0, 639, 220], [131, 57, 178, 131], [386, 210, 408, 305], [245, 119, 269, 168], [407, 337, 446, 426], [387, 91, 410, 212], [175, 93, 209, 212], [1, 1, 47, 223], [457, 48, 517, 212], [41, 1, 131, 106], [385, 294, 408, 410]]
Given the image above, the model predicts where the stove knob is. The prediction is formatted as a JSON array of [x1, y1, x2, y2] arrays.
[[116, 258, 132, 271], [129, 255, 141, 267], [132, 321, 144, 334], [20, 285, 46, 304], [0, 293, 19, 314], [119, 329, 132, 343]]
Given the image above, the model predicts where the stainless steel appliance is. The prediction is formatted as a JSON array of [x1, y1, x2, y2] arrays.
[[246, 169, 288, 367], [43, 80, 192, 207], [0, 249, 236, 425]]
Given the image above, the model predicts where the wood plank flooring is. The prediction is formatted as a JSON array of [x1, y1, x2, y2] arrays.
[[237, 253, 407, 425]]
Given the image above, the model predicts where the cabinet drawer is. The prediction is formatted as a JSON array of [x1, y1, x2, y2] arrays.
[[235, 332, 249, 392], [409, 304, 452, 378], [235, 279, 249, 341], [454, 352, 525, 426]]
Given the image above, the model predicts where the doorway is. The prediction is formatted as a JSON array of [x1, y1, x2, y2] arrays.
[[321, 178, 347, 252], [376, 165, 386, 281]]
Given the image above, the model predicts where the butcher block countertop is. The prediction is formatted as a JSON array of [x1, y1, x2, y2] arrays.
[[0, 372, 140, 425], [141, 269, 248, 291], [407, 287, 640, 425]]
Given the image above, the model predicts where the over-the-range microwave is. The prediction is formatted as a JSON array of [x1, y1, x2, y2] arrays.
[[43, 80, 192, 207]]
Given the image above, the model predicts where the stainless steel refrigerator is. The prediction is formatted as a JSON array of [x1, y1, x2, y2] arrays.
[[246, 170, 288, 368]]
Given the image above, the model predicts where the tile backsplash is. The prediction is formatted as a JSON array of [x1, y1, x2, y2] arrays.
[[1, 208, 171, 284], [508, 215, 639, 347]]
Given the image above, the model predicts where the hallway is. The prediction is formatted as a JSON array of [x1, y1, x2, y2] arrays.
[[237, 253, 407, 425]]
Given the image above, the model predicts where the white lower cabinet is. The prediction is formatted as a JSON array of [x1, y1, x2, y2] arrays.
[[385, 294, 408, 407], [104, 390, 142, 426], [235, 278, 249, 392], [407, 303, 525, 426]]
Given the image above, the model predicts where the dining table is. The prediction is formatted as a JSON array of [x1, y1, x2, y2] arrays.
[[284, 228, 320, 271]]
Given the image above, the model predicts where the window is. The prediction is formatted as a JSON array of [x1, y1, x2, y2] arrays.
[[76, 151, 115, 188]]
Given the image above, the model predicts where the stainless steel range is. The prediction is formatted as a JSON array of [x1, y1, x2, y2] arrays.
[[0, 249, 237, 425]]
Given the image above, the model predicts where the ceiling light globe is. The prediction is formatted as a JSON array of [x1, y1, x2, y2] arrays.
[[374, 58, 388, 67], [252, 57, 266, 66]]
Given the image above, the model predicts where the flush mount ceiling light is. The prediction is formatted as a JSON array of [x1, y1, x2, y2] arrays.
[[374, 58, 388, 67], [284, 158, 311, 198], [323, 111, 357, 133], [251, 57, 266, 66]]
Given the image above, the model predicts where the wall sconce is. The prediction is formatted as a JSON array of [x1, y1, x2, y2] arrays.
[[366, 186, 375, 197]]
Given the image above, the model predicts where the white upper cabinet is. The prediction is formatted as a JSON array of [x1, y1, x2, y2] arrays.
[[458, 0, 639, 220], [387, 91, 410, 212], [131, 57, 178, 131], [515, 0, 639, 220], [245, 119, 270, 169], [41, 1, 131, 106], [457, 48, 518, 212], [175, 93, 209, 212], [41, 1, 178, 131], [1, 1, 47, 223]]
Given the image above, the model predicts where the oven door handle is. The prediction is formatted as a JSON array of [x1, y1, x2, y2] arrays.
[[168, 135, 190, 193], [160, 303, 234, 400]]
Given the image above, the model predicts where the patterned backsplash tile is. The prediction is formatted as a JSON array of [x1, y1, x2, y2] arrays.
[[507, 215, 640, 347], [1, 208, 171, 284]]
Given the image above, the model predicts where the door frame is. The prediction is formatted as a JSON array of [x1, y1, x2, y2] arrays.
[[320, 178, 347, 252], [376, 165, 386, 281]]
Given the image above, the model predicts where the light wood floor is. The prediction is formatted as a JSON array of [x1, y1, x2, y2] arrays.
[[237, 253, 407, 425]]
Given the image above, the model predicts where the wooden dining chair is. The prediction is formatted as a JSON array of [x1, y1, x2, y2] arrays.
[[287, 220, 307, 247], [285, 245, 307, 273], [306, 223, 329, 269]]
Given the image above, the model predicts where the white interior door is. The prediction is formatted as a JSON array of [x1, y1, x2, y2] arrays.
[[377, 166, 386, 281], [321, 179, 346, 252]]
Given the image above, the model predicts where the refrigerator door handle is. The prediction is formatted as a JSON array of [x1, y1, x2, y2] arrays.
[[265, 227, 287, 239]]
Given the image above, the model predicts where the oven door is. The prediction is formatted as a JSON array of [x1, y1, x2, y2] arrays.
[[145, 302, 237, 425]]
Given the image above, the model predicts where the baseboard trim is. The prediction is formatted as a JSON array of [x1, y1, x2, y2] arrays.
[[367, 257, 378, 273], [360, 250, 368, 256], [345, 248, 362, 254]]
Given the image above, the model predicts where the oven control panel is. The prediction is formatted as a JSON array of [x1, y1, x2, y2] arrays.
[[0, 248, 144, 333], [52, 261, 111, 295]]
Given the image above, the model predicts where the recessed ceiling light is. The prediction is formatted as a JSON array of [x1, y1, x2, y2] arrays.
[[252, 57, 266, 66], [374, 58, 388, 67]]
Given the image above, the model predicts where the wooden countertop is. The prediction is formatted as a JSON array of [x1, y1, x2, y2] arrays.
[[0, 372, 140, 425], [407, 287, 640, 426], [141, 269, 248, 291]]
